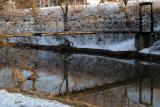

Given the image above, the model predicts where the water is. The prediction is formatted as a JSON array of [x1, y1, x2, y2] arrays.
[[0, 48, 160, 107]]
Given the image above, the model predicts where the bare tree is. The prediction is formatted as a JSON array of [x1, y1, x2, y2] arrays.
[[58, 0, 69, 31]]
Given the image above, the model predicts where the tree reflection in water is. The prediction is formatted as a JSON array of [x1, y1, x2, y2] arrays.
[[0, 48, 160, 107]]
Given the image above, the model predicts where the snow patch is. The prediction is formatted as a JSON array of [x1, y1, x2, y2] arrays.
[[140, 48, 160, 55], [75, 39, 136, 51], [0, 89, 70, 107], [155, 26, 160, 32], [8, 37, 136, 51], [138, 0, 160, 2], [107, 39, 136, 51], [140, 40, 160, 55], [87, 0, 100, 4]]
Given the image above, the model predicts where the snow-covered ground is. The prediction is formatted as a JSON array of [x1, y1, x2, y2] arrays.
[[140, 48, 160, 55], [0, 0, 159, 33], [140, 40, 160, 55], [0, 89, 70, 107], [8, 36, 136, 51], [155, 25, 160, 32], [0, 0, 159, 54], [75, 38, 136, 51]]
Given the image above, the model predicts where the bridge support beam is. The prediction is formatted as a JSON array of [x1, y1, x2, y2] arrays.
[[135, 33, 155, 50], [135, 2, 154, 50]]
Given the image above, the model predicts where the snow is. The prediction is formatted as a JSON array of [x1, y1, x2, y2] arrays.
[[140, 48, 160, 55], [87, 0, 159, 4], [138, 0, 160, 2], [8, 36, 136, 51], [0, 89, 70, 107], [107, 39, 136, 51], [140, 40, 160, 55], [1, 0, 159, 34], [1, 0, 159, 53], [87, 0, 100, 4], [155, 25, 160, 32], [75, 38, 136, 51]]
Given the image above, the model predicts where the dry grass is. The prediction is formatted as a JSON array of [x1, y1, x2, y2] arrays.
[[0, 87, 96, 107]]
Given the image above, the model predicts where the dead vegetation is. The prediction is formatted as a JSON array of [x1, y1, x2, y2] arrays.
[[0, 87, 96, 107]]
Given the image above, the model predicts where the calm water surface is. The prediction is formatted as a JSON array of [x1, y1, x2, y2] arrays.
[[0, 48, 160, 107]]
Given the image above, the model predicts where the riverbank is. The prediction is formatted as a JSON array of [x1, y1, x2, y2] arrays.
[[0, 89, 70, 107]]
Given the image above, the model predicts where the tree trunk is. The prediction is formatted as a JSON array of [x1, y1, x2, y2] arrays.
[[63, 2, 69, 31]]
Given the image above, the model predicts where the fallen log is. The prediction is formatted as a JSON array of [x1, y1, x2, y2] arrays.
[[0, 42, 160, 63], [0, 31, 159, 38], [0, 41, 137, 57]]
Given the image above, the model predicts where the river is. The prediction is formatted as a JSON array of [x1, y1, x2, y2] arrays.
[[0, 48, 160, 107]]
